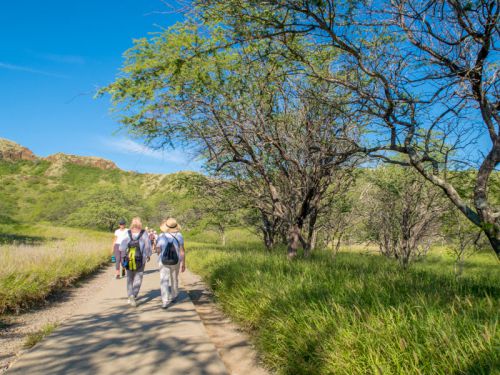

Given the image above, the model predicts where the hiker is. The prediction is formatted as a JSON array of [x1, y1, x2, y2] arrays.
[[156, 218, 186, 308], [153, 230, 158, 248], [148, 229, 156, 249], [111, 219, 128, 279], [119, 217, 152, 307]]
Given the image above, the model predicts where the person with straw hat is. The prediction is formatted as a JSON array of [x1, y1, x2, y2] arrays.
[[156, 218, 186, 308]]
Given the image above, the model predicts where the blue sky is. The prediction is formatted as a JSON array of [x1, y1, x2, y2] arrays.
[[0, 0, 201, 174]]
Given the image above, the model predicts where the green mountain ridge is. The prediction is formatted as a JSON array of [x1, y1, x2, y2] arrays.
[[0, 138, 204, 232]]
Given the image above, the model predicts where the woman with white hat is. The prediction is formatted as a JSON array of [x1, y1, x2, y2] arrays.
[[156, 218, 186, 308]]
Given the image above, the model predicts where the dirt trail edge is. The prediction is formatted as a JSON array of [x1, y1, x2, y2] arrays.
[[6, 264, 228, 375], [181, 269, 270, 375]]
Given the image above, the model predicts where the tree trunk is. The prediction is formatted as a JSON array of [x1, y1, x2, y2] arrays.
[[217, 224, 226, 246], [334, 234, 342, 255], [262, 227, 275, 251], [484, 232, 500, 259], [454, 256, 465, 278], [261, 213, 276, 251], [305, 209, 318, 255], [310, 229, 318, 252], [287, 223, 301, 259]]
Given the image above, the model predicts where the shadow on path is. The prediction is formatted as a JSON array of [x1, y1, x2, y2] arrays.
[[7, 269, 228, 375]]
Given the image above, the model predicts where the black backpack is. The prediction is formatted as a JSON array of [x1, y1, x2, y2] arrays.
[[161, 234, 180, 266], [123, 229, 145, 271]]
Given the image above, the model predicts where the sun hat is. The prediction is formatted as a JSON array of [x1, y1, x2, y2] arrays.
[[160, 218, 181, 233], [118, 218, 126, 225]]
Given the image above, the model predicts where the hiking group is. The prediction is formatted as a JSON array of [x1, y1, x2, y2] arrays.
[[111, 217, 186, 309]]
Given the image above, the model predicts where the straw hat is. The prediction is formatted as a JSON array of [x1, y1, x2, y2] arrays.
[[160, 218, 181, 233]]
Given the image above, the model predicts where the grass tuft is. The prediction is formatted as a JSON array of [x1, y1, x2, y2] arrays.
[[23, 322, 58, 349]]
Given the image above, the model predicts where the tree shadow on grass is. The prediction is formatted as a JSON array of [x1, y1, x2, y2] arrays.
[[0, 233, 58, 246]]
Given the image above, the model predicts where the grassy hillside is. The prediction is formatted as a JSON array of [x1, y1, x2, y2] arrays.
[[0, 159, 203, 231], [0, 154, 210, 315], [188, 239, 500, 374]]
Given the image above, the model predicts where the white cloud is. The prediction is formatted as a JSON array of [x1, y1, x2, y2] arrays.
[[103, 137, 193, 165], [0, 61, 68, 78], [37, 53, 85, 65]]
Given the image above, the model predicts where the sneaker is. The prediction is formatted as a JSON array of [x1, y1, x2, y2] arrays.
[[171, 297, 178, 304], [129, 296, 137, 307], [115, 275, 120, 280], [161, 302, 169, 309]]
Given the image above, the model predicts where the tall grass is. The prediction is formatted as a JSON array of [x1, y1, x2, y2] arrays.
[[0, 224, 110, 314], [188, 242, 499, 374]]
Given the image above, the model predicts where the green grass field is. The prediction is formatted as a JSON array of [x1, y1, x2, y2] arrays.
[[0, 223, 110, 314], [1, 221, 498, 374], [188, 232, 500, 375]]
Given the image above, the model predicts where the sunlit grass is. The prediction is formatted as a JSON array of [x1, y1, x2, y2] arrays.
[[188, 240, 500, 374], [0, 224, 109, 314]]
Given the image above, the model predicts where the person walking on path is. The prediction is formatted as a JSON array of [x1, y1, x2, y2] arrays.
[[119, 217, 152, 307], [111, 219, 128, 279], [156, 218, 186, 308], [148, 228, 157, 249]]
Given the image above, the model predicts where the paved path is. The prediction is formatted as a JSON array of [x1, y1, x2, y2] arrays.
[[7, 265, 228, 375]]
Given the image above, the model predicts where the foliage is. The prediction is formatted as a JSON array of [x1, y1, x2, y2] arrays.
[[65, 186, 142, 231], [101, 17, 362, 256], [191, 0, 500, 257], [188, 240, 500, 374]]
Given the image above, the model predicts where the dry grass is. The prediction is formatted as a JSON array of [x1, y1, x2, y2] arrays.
[[0, 224, 110, 314]]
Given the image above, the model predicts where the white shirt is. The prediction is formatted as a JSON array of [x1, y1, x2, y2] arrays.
[[114, 228, 128, 245]]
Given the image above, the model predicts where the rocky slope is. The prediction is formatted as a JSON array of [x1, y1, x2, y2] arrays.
[[44, 153, 117, 170], [0, 138, 117, 170], [0, 138, 37, 162]]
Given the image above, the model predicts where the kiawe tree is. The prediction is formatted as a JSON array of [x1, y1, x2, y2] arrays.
[[194, 0, 500, 258], [102, 21, 361, 257], [364, 166, 447, 267], [66, 187, 141, 231]]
